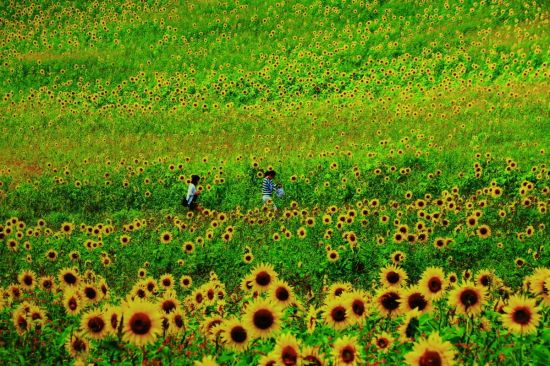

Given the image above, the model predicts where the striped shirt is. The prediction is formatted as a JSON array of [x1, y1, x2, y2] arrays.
[[262, 177, 276, 196]]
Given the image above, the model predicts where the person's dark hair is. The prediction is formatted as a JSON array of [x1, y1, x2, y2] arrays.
[[265, 170, 276, 178], [191, 175, 200, 185]]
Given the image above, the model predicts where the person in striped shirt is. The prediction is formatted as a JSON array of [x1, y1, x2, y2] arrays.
[[262, 170, 278, 209]]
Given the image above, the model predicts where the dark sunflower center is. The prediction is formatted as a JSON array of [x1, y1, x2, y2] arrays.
[[282, 346, 298, 365], [110, 314, 118, 329], [43, 280, 52, 289], [68, 298, 78, 310], [64, 273, 77, 284], [334, 288, 344, 297], [480, 276, 490, 286], [253, 309, 275, 330], [17, 316, 27, 329], [195, 293, 203, 303], [387, 271, 400, 284], [88, 317, 105, 333], [512, 308, 531, 325], [419, 350, 442, 366], [162, 300, 176, 313], [341, 346, 355, 363], [163, 279, 171, 286], [129, 313, 152, 335], [23, 276, 33, 286], [331, 306, 347, 322], [460, 289, 479, 308], [428, 278, 442, 293], [276, 287, 290, 301], [409, 293, 428, 310], [352, 300, 365, 316], [72, 338, 87, 352], [377, 338, 388, 348], [84, 287, 97, 300], [256, 271, 271, 286], [230, 325, 247, 343], [174, 315, 184, 328], [405, 317, 419, 338], [381, 292, 400, 311]]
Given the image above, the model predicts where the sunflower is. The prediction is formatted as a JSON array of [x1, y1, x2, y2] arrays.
[[221, 317, 250, 352], [18, 270, 36, 290], [391, 251, 406, 264], [476, 224, 491, 239], [404, 332, 456, 366], [159, 274, 175, 290], [327, 282, 352, 299], [58, 268, 80, 288], [344, 290, 369, 325], [170, 310, 186, 335], [448, 282, 486, 316], [250, 263, 278, 292], [104, 305, 121, 335], [65, 332, 90, 359], [419, 267, 446, 300], [475, 270, 494, 289], [375, 288, 402, 318], [159, 231, 172, 244], [193, 355, 219, 366], [327, 249, 340, 262], [501, 295, 541, 335], [528, 267, 550, 304], [322, 297, 351, 330], [158, 292, 180, 315], [63, 290, 83, 315], [179, 275, 193, 289], [380, 265, 408, 288], [258, 353, 279, 366], [12, 308, 30, 335], [273, 333, 302, 366], [302, 346, 326, 366], [332, 335, 361, 366], [122, 300, 162, 346], [373, 331, 394, 353], [398, 309, 422, 343], [181, 241, 195, 254], [402, 287, 432, 314], [305, 305, 318, 334], [80, 309, 108, 340], [82, 284, 101, 304], [244, 298, 282, 339], [269, 280, 295, 307], [243, 252, 254, 264], [200, 315, 223, 338]]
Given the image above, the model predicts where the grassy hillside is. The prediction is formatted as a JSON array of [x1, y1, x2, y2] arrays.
[[0, 1, 549, 365]]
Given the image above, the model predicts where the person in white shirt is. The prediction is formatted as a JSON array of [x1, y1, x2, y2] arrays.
[[186, 175, 201, 211]]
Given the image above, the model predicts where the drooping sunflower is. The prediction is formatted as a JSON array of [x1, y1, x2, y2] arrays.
[[302, 345, 326, 366], [375, 288, 402, 318], [404, 332, 456, 366], [332, 335, 361, 366], [448, 282, 486, 316], [501, 295, 541, 335], [122, 300, 162, 346], [220, 317, 250, 352], [104, 305, 121, 335], [327, 282, 352, 299], [200, 315, 223, 338], [322, 297, 351, 330], [272, 333, 302, 366], [250, 263, 278, 292], [12, 308, 30, 335], [398, 309, 422, 343], [380, 265, 408, 288], [419, 267, 446, 300], [402, 286, 432, 314], [80, 309, 108, 340], [65, 332, 90, 359], [63, 290, 83, 315], [170, 310, 186, 335]]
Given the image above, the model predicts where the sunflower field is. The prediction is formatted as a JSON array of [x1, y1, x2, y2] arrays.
[[0, 0, 549, 365]]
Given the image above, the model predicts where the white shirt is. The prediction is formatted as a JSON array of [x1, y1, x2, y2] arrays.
[[187, 183, 197, 204]]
